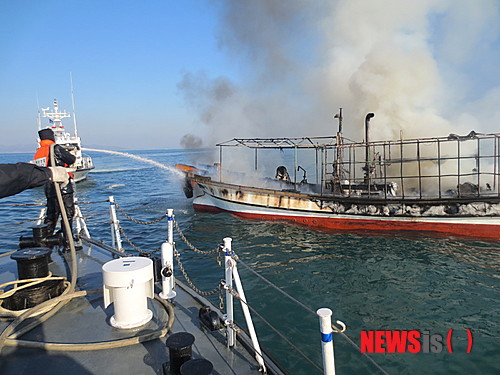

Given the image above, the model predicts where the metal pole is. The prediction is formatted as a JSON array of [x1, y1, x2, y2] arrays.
[[317, 308, 336, 375], [219, 145, 223, 182], [316, 148, 319, 184], [70, 72, 78, 138], [232, 261, 267, 373], [457, 140, 461, 196], [294, 146, 298, 187], [224, 237, 235, 347], [417, 140, 422, 199], [160, 209, 176, 300], [438, 140, 442, 199], [477, 138, 481, 197], [254, 148, 258, 171], [37, 207, 46, 226], [74, 200, 90, 238], [74, 198, 82, 237], [108, 196, 123, 252]]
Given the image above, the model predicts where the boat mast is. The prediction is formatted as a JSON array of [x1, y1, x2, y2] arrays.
[[333, 108, 343, 183], [70, 73, 78, 138], [42, 99, 71, 139]]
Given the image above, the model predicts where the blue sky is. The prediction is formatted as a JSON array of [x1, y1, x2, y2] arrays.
[[1, 0, 499, 152], [0, 0, 235, 151]]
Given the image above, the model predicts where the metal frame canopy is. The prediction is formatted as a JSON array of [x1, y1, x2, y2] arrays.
[[216, 136, 340, 149], [216, 132, 500, 150]]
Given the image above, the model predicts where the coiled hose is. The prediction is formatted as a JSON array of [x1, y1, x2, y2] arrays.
[[0, 290, 175, 351]]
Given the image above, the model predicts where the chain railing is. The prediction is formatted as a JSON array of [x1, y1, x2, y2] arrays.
[[173, 219, 222, 255], [114, 202, 168, 225], [110, 198, 224, 304], [106, 203, 387, 374], [118, 225, 160, 255]]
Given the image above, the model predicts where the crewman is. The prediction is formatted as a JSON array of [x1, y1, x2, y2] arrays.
[[34, 128, 77, 251]]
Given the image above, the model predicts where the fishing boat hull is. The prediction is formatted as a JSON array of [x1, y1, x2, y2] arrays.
[[188, 175, 500, 239]]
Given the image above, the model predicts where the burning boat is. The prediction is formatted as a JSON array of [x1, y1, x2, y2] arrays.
[[177, 111, 500, 239]]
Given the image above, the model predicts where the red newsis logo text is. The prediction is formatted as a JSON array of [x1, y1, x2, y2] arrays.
[[360, 330, 473, 354]]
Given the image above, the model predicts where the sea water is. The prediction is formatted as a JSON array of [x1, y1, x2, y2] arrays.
[[0, 150, 498, 375]]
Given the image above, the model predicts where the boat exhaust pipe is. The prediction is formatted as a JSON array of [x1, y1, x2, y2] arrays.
[[364, 113, 375, 182]]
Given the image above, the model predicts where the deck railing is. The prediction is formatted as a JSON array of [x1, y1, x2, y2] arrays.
[[324, 133, 500, 200]]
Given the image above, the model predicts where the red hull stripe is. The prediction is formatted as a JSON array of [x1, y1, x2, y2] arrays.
[[193, 203, 500, 239]]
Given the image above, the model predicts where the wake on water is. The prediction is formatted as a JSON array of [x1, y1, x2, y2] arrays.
[[83, 148, 185, 178]]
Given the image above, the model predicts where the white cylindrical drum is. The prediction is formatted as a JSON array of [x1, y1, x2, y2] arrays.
[[102, 257, 154, 329]]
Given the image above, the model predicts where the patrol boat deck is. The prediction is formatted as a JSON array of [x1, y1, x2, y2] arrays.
[[0, 239, 286, 375]]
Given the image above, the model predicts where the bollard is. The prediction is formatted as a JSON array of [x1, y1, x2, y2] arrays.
[[180, 358, 213, 375], [165, 332, 195, 375], [160, 209, 176, 300], [317, 308, 336, 375], [223, 237, 235, 347]]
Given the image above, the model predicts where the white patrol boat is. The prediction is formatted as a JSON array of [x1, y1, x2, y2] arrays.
[[35, 99, 94, 182]]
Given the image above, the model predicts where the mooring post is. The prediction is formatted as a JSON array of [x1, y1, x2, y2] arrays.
[[160, 209, 176, 300], [317, 308, 336, 375], [108, 196, 123, 252], [224, 237, 235, 347]]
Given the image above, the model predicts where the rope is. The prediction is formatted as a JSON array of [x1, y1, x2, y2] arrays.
[[114, 202, 167, 225], [1, 291, 175, 352], [0, 281, 72, 320], [0, 202, 45, 207], [3, 217, 43, 226], [76, 200, 108, 205], [0, 250, 17, 259], [235, 257, 390, 375]]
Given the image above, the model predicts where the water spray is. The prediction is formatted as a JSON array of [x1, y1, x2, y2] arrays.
[[82, 148, 184, 178]]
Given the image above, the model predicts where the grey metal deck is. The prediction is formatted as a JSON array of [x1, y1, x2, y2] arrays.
[[0, 245, 279, 374]]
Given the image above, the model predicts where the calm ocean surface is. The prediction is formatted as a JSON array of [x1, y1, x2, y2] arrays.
[[1, 150, 499, 375]]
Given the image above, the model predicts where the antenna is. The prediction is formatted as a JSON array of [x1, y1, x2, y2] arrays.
[[334, 108, 343, 133], [36, 93, 41, 130], [70, 72, 78, 137]]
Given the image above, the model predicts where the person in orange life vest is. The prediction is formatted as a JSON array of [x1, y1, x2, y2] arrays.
[[34, 128, 77, 250]]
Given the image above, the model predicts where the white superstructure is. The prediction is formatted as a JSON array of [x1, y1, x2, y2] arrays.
[[37, 99, 94, 182]]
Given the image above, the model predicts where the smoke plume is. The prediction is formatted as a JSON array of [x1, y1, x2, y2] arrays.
[[179, 0, 499, 146], [180, 133, 203, 149]]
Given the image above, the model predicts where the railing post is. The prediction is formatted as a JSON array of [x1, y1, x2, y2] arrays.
[[160, 209, 176, 300], [108, 196, 123, 252], [223, 237, 235, 347], [74, 198, 90, 239], [232, 259, 267, 373], [317, 308, 336, 375], [36, 207, 46, 226]]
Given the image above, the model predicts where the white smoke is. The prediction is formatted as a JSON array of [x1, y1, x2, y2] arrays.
[[178, 0, 500, 183], [179, 0, 499, 142]]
